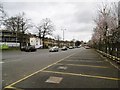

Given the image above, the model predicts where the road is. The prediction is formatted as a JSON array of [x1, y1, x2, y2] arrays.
[[2, 47, 120, 89], [2, 48, 82, 87]]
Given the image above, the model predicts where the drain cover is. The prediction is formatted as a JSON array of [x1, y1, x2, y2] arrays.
[[45, 76, 63, 84]]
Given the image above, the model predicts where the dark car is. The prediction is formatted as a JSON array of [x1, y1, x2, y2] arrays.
[[25, 46, 37, 52], [20, 46, 26, 51], [21, 46, 37, 52]]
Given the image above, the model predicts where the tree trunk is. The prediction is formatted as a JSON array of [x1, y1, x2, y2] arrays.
[[42, 36, 45, 49]]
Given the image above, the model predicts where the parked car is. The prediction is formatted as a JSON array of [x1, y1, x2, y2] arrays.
[[61, 46, 67, 51], [84, 46, 90, 49], [26, 45, 37, 52], [20, 46, 26, 51], [21, 45, 37, 52], [35, 45, 43, 49], [49, 46, 59, 52], [69, 46, 74, 49], [76, 46, 80, 48]]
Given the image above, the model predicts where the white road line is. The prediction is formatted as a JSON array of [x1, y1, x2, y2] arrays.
[[66, 60, 104, 62], [109, 62, 120, 71], [0, 61, 4, 63], [98, 52, 120, 71], [2, 58, 23, 63]]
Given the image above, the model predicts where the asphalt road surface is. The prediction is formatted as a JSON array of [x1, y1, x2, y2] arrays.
[[2, 47, 120, 89]]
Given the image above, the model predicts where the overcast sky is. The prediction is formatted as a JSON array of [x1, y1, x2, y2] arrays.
[[1, 0, 119, 42]]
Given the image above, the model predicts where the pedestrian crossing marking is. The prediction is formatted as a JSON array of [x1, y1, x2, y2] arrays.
[[42, 70, 120, 81]]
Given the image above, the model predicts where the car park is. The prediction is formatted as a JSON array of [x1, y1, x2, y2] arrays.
[[49, 46, 59, 52]]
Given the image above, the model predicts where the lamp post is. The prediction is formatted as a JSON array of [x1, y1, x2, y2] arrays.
[[61, 29, 66, 41], [61, 28, 66, 46]]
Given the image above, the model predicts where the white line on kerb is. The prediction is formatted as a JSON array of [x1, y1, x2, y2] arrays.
[[0, 61, 4, 63], [98, 52, 120, 71]]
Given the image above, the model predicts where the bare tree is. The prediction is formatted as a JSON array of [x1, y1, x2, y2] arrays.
[[4, 13, 32, 32], [4, 12, 32, 47], [91, 2, 119, 56], [36, 18, 55, 48], [35, 25, 42, 38], [54, 34, 61, 47], [0, 2, 6, 28]]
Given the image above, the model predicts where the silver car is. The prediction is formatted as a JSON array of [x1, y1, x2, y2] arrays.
[[61, 46, 67, 51], [49, 46, 59, 52]]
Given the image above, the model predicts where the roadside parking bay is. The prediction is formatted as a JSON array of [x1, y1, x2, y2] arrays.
[[12, 70, 119, 88], [4, 49, 120, 89], [43, 63, 119, 78], [58, 59, 112, 67]]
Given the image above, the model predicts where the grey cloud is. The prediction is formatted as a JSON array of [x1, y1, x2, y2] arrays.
[[65, 22, 95, 33], [73, 2, 97, 24], [2, 2, 97, 41]]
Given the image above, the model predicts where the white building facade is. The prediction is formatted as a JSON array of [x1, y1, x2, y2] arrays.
[[30, 36, 43, 48]]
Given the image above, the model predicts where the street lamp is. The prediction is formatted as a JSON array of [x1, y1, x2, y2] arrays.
[[61, 28, 66, 46], [61, 28, 66, 41]]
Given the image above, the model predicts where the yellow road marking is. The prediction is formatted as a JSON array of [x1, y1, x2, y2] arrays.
[[60, 63, 109, 68], [4, 53, 76, 89], [42, 70, 120, 81]]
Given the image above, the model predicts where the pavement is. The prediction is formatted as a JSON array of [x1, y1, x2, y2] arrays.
[[3, 48, 120, 89]]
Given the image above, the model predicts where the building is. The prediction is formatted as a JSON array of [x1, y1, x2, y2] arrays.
[[0, 30, 30, 47], [44, 38, 54, 48], [0, 30, 19, 47], [29, 35, 43, 48], [0, 30, 76, 49]]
